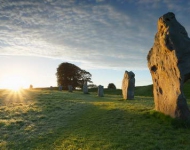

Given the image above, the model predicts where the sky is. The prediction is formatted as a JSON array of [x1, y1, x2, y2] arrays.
[[0, 0, 190, 89]]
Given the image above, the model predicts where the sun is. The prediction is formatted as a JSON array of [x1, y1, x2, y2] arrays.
[[1, 75, 29, 91], [10, 84, 22, 91]]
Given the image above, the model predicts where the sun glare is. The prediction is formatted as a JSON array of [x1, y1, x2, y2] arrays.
[[1, 75, 29, 91], [11, 85, 22, 92]]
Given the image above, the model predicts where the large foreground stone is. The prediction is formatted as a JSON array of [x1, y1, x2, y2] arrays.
[[122, 71, 135, 100], [147, 12, 190, 120]]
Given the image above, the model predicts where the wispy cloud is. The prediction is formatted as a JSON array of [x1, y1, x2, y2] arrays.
[[0, 0, 189, 70]]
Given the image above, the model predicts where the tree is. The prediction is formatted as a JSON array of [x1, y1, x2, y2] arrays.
[[56, 62, 92, 90], [107, 83, 116, 89], [78, 69, 92, 88]]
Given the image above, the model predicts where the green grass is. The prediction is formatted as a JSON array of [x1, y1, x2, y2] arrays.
[[1, 88, 190, 150], [184, 80, 190, 99], [135, 84, 153, 97]]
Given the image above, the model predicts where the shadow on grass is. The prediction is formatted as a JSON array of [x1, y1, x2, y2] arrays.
[[1, 90, 190, 149], [145, 110, 190, 129]]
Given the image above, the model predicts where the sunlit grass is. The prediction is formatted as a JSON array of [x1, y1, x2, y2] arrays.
[[0, 89, 190, 149], [2, 89, 29, 103]]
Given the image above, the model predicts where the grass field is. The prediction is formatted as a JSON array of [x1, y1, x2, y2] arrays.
[[0, 86, 190, 149]]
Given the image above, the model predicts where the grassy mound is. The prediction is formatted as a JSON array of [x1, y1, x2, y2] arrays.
[[184, 80, 190, 99], [89, 84, 153, 97], [135, 84, 153, 97]]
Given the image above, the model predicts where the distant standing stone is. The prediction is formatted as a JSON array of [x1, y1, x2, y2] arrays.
[[50, 86, 53, 91], [29, 84, 33, 89], [68, 85, 73, 92], [122, 71, 135, 100], [83, 81, 88, 94], [98, 85, 104, 97], [59, 85, 63, 91]]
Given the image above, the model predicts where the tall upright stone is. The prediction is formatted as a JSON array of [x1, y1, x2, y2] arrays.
[[98, 85, 104, 97], [83, 81, 88, 94], [50, 86, 53, 91], [147, 12, 190, 120], [59, 85, 63, 91], [68, 85, 73, 92], [122, 71, 135, 100]]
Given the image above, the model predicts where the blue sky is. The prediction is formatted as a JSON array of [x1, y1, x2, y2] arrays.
[[0, 0, 190, 89]]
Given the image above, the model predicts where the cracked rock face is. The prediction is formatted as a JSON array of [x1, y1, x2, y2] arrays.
[[147, 12, 190, 120], [122, 71, 135, 100]]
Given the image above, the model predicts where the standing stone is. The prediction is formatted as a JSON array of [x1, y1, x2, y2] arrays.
[[50, 86, 53, 94], [59, 85, 63, 91], [122, 71, 135, 100], [147, 12, 190, 120], [29, 84, 33, 89], [83, 81, 88, 94], [50, 86, 53, 91], [98, 85, 104, 97], [68, 85, 73, 92]]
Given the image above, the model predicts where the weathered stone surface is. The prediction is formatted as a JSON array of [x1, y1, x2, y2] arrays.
[[83, 81, 88, 94], [98, 85, 104, 97], [122, 71, 135, 100], [68, 85, 73, 92], [147, 12, 190, 120]]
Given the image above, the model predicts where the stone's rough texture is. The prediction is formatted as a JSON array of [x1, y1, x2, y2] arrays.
[[68, 85, 73, 92], [147, 12, 190, 120], [122, 71, 135, 100], [83, 81, 88, 94], [98, 85, 104, 97]]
